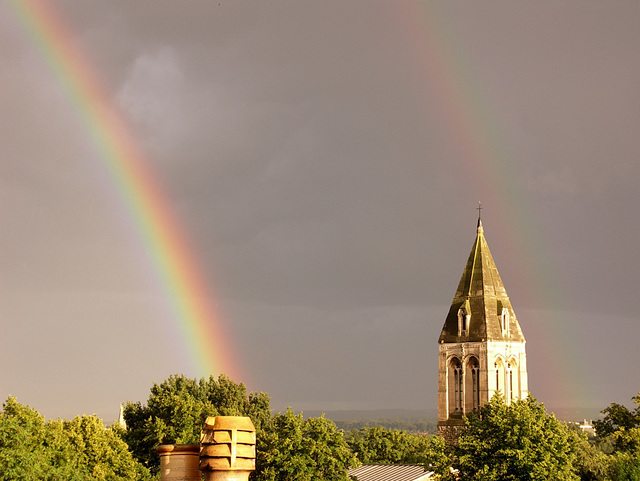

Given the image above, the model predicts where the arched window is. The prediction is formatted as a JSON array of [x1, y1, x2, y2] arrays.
[[454, 365, 463, 412], [448, 358, 463, 415], [494, 358, 505, 396], [508, 358, 519, 400], [466, 357, 480, 412]]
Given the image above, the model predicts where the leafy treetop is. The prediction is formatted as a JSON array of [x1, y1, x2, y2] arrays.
[[449, 393, 579, 481], [0, 396, 150, 481]]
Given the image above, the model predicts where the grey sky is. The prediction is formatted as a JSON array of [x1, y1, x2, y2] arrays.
[[1, 1, 639, 421]]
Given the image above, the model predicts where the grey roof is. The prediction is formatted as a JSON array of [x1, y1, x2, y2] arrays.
[[348, 464, 434, 481], [438, 219, 525, 344]]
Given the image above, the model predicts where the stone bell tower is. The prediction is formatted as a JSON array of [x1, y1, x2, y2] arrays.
[[437, 210, 528, 441]]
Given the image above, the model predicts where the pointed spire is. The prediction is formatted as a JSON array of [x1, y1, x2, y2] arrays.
[[118, 403, 127, 429], [438, 214, 525, 343]]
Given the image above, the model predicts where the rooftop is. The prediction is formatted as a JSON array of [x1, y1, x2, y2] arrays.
[[348, 464, 434, 481]]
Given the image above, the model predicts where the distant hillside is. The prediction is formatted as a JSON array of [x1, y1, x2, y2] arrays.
[[546, 405, 603, 423], [303, 408, 438, 433]]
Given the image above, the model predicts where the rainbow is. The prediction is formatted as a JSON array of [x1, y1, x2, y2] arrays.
[[9, 0, 243, 382], [10, 0, 592, 409], [394, 2, 588, 408]]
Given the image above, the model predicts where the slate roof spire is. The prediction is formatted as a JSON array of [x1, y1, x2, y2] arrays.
[[438, 213, 525, 343]]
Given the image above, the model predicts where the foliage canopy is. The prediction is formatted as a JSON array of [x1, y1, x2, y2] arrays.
[[345, 426, 446, 466], [122, 374, 271, 472], [11, 378, 640, 481], [0, 396, 150, 481], [592, 393, 640, 480], [257, 408, 357, 481], [450, 393, 579, 481], [122, 374, 357, 480]]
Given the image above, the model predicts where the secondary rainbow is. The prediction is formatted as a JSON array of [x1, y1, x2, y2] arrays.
[[394, 2, 587, 407], [9, 0, 242, 382]]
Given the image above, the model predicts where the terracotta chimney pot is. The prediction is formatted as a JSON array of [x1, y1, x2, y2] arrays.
[[156, 444, 201, 481], [200, 416, 256, 481]]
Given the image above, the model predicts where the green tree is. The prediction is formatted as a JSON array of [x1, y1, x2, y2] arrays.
[[122, 373, 364, 480], [122, 374, 271, 473], [453, 393, 579, 481], [609, 450, 640, 481], [345, 426, 446, 465], [569, 429, 611, 481], [594, 394, 640, 453], [0, 396, 149, 481], [257, 408, 357, 481], [0, 397, 50, 480], [590, 393, 640, 480], [594, 394, 640, 437], [62, 415, 150, 480]]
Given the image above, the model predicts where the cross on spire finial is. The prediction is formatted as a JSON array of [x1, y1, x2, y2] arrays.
[[477, 201, 483, 220]]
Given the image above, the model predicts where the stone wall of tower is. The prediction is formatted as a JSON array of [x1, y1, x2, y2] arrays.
[[438, 341, 489, 424], [436, 424, 464, 445], [485, 341, 528, 401], [437, 340, 528, 427]]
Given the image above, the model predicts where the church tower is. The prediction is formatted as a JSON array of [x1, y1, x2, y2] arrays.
[[437, 211, 528, 441]]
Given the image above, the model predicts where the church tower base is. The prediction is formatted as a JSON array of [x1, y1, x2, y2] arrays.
[[437, 423, 464, 445]]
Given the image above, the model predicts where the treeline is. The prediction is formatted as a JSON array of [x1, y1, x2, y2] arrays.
[[334, 417, 436, 433], [2, 374, 640, 480]]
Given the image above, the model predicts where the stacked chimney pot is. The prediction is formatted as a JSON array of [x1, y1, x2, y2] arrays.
[[199, 416, 256, 481]]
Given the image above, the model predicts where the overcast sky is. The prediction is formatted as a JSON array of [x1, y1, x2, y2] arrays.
[[1, 1, 639, 422]]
